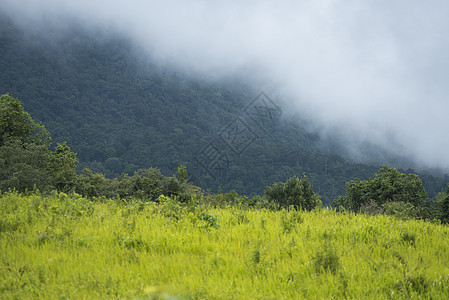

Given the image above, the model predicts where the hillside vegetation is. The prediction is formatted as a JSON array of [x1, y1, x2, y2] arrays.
[[1, 16, 447, 202], [2, 192, 449, 299]]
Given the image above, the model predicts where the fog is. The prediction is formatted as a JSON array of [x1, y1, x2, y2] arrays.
[[3, 0, 449, 170]]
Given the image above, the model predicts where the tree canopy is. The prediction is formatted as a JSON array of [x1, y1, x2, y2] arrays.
[[0, 94, 50, 147], [333, 166, 428, 212], [0, 94, 77, 192], [264, 174, 321, 210]]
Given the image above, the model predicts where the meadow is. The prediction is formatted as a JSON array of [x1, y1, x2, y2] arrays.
[[1, 192, 449, 299]]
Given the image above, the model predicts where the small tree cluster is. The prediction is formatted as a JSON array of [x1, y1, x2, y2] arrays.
[[333, 166, 427, 212], [75, 166, 197, 202], [264, 174, 321, 211]]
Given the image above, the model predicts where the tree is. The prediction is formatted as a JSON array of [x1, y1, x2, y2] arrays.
[[131, 168, 163, 201], [264, 174, 321, 210], [0, 94, 77, 192], [0, 139, 50, 191], [333, 166, 427, 212], [435, 185, 449, 224], [176, 165, 188, 184], [48, 142, 79, 192], [75, 168, 112, 198], [0, 94, 50, 147]]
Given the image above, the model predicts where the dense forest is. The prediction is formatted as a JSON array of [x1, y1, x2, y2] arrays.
[[1, 15, 448, 204]]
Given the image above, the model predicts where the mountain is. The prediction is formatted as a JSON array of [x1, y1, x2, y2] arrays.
[[1, 16, 447, 204]]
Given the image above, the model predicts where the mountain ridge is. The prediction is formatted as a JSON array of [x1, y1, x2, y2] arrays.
[[1, 15, 447, 203]]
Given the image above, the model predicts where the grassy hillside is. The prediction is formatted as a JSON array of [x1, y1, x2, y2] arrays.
[[2, 192, 449, 299]]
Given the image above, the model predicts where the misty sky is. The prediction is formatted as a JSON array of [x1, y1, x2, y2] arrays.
[[3, 0, 449, 169]]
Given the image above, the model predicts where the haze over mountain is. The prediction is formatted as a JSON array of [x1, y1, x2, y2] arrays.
[[2, 2, 449, 204], [3, 0, 449, 170]]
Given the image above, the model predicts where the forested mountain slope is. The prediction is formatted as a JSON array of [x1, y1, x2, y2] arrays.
[[1, 16, 447, 203]]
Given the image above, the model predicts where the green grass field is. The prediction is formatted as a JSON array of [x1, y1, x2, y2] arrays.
[[1, 192, 449, 299]]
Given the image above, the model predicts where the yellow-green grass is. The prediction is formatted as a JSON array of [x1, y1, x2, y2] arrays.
[[1, 192, 449, 299]]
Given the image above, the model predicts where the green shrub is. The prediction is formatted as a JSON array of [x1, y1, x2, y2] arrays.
[[264, 174, 321, 211]]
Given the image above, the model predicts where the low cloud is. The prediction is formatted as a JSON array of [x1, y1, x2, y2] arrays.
[[3, 0, 449, 169]]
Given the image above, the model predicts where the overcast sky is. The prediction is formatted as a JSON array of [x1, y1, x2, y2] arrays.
[[3, 0, 449, 170]]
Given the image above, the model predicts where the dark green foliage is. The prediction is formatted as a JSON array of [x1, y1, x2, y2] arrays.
[[176, 165, 188, 184], [264, 174, 321, 210], [202, 189, 242, 208], [161, 176, 182, 199], [75, 169, 113, 199], [0, 94, 77, 192], [0, 94, 50, 148], [74, 165, 200, 203], [439, 195, 449, 224], [75, 168, 161, 200], [48, 142, 78, 192], [435, 184, 449, 224], [127, 168, 163, 201], [333, 166, 427, 213], [0, 139, 50, 192]]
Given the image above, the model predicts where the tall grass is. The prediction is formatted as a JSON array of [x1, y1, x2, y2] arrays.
[[1, 191, 449, 299]]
